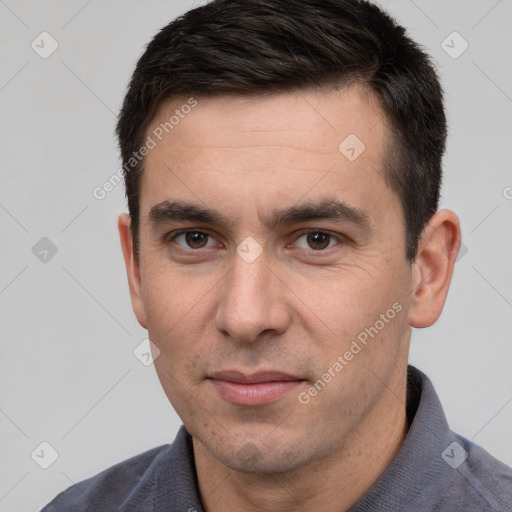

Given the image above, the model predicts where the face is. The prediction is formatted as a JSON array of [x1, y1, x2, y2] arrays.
[[123, 87, 416, 474]]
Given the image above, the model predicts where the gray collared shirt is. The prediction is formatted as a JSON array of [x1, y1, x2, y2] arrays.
[[42, 366, 512, 511]]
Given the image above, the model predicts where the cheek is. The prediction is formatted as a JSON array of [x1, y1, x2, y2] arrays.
[[140, 264, 212, 354], [144, 270, 212, 413], [291, 264, 390, 340]]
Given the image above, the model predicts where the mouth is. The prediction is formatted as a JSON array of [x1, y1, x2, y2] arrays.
[[207, 370, 306, 407]]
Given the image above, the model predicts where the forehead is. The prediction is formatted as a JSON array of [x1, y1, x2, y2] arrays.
[[148, 85, 388, 159], [140, 86, 400, 230]]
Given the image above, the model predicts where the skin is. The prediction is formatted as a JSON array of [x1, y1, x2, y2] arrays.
[[118, 86, 461, 512]]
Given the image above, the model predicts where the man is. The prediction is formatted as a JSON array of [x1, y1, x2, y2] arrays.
[[42, 0, 512, 510]]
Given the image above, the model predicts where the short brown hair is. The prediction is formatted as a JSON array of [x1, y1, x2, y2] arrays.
[[116, 0, 446, 262]]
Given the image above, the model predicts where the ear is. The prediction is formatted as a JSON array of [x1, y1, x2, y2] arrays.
[[408, 209, 461, 328], [118, 213, 148, 329]]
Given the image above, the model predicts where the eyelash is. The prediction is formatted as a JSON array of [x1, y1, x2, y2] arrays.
[[166, 229, 346, 253]]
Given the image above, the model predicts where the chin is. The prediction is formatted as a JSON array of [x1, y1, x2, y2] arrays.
[[221, 442, 306, 474], [196, 426, 318, 475]]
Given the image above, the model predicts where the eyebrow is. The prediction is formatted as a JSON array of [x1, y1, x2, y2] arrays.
[[148, 198, 372, 232]]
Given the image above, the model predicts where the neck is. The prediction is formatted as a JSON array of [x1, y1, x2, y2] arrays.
[[193, 367, 409, 512]]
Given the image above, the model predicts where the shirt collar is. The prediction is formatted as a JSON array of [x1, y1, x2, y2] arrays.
[[350, 365, 453, 511]]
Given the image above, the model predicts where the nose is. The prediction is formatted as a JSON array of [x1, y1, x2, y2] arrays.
[[214, 248, 291, 344]]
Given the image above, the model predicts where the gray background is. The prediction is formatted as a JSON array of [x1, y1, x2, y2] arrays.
[[1, 0, 511, 510]]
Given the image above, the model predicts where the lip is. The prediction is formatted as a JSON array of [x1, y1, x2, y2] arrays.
[[208, 370, 305, 406]]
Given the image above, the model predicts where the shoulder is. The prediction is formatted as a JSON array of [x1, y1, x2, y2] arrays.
[[395, 367, 512, 511], [439, 433, 512, 511], [40, 444, 172, 512]]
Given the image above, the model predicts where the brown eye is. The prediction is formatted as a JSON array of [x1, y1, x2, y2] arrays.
[[306, 232, 331, 250], [291, 230, 341, 252], [185, 231, 208, 248], [173, 231, 216, 250]]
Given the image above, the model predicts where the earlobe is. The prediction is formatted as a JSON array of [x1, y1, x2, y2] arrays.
[[118, 213, 148, 329], [407, 209, 461, 328]]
